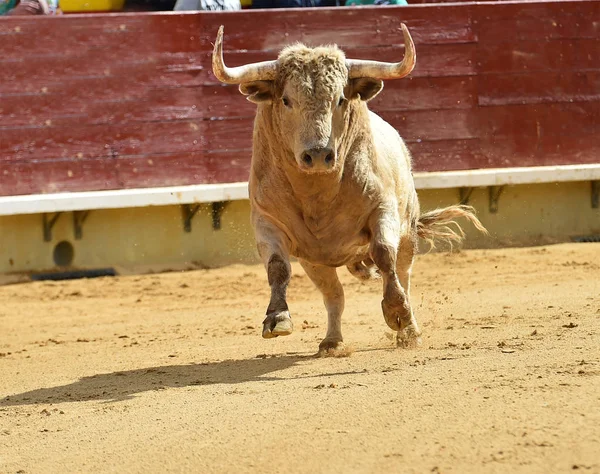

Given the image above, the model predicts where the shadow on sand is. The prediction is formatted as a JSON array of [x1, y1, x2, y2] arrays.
[[1, 352, 372, 406]]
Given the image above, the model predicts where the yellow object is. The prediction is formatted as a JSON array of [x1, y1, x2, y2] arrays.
[[59, 0, 124, 11], [241, 0, 251, 6]]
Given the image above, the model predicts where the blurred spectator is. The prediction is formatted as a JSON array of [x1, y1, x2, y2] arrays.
[[173, 0, 240, 10], [346, 0, 407, 4], [1, 0, 53, 14], [0, 0, 16, 14], [251, 0, 340, 7]]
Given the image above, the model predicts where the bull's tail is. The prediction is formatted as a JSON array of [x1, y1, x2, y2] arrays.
[[417, 204, 488, 250], [346, 205, 486, 280], [347, 258, 380, 281]]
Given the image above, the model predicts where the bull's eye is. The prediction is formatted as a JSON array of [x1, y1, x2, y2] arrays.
[[337, 96, 345, 107], [282, 96, 291, 108]]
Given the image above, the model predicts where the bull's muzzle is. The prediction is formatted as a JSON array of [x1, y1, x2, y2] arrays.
[[300, 147, 336, 172]]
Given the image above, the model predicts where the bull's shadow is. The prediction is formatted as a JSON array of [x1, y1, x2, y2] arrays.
[[1, 352, 367, 407]]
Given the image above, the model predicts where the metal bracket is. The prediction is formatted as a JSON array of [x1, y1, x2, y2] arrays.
[[181, 202, 228, 232], [592, 181, 599, 209], [181, 204, 202, 233], [73, 211, 90, 240], [211, 202, 228, 230], [459, 187, 474, 205], [42, 212, 62, 242], [488, 185, 505, 214]]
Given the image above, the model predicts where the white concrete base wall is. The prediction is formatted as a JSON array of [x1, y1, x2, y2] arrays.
[[1, 181, 598, 279]]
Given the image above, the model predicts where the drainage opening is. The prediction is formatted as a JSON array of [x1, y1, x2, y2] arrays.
[[571, 235, 600, 243], [53, 240, 75, 267]]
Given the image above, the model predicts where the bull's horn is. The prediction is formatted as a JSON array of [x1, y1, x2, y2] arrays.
[[212, 25, 278, 84], [346, 23, 416, 80]]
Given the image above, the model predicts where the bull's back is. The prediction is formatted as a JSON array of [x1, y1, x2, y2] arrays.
[[367, 110, 418, 220], [369, 111, 414, 194], [368, 111, 413, 176]]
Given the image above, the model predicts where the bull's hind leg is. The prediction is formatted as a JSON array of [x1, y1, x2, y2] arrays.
[[255, 220, 293, 339], [395, 232, 421, 348], [299, 260, 345, 354], [369, 206, 420, 347]]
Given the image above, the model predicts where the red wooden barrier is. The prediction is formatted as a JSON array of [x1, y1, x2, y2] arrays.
[[0, 1, 598, 196]]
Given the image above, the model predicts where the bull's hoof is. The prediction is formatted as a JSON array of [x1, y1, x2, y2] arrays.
[[318, 338, 351, 357], [396, 324, 422, 349], [262, 311, 293, 339], [381, 300, 411, 332], [318, 337, 343, 352]]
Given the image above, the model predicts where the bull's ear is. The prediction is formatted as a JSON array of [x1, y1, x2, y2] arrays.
[[345, 78, 384, 102], [239, 81, 274, 104]]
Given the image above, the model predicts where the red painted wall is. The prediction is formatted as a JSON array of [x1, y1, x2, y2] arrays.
[[1, 0, 598, 196]]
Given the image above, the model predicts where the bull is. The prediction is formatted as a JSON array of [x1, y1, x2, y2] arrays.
[[212, 24, 486, 353]]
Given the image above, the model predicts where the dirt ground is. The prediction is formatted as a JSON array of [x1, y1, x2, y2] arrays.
[[1, 243, 599, 474]]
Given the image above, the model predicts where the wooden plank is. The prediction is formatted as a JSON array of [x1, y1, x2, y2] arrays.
[[0, 86, 209, 128], [0, 118, 256, 162], [0, 158, 121, 196], [1, 6, 475, 53], [0, 149, 252, 196], [380, 109, 477, 142], [0, 27, 475, 100], [113, 151, 251, 189], [474, 1, 599, 22], [477, 102, 600, 169], [0, 12, 476, 95], [6, 102, 596, 188], [2, 107, 480, 164], [408, 139, 485, 172], [0, 52, 206, 94], [477, 38, 600, 75], [477, 102, 600, 138], [201, 43, 477, 81], [0, 42, 474, 99], [475, 4, 600, 42], [371, 76, 476, 111], [2, 120, 598, 196], [1, 120, 207, 162], [0, 75, 476, 128], [199, 7, 476, 49], [0, 15, 206, 57], [479, 134, 600, 169], [411, 133, 600, 172], [478, 71, 600, 106]]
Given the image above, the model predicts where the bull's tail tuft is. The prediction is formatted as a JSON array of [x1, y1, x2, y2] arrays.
[[346, 258, 381, 281], [417, 204, 488, 250]]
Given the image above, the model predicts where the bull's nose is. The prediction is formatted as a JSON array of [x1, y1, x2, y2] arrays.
[[301, 147, 335, 171]]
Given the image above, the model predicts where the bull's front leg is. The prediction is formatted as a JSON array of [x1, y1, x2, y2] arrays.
[[255, 219, 294, 339], [299, 260, 345, 354], [368, 204, 421, 348]]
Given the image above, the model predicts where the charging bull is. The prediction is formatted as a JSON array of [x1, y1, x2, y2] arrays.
[[212, 24, 486, 353]]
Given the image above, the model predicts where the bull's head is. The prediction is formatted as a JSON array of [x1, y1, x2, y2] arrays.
[[212, 25, 415, 174]]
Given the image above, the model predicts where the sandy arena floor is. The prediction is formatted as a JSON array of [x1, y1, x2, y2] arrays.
[[1, 243, 599, 473]]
